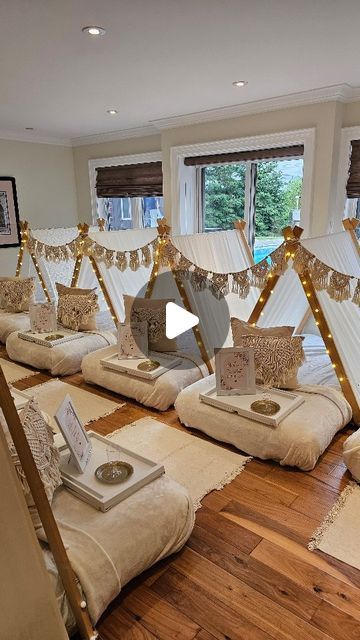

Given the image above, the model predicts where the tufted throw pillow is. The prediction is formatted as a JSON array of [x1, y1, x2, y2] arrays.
[[56, 283, 99, 331], [0, 277, 35, 312], [236, 334, 305, 389], [124, 295, 177, 352], [3, 399, 62, 530], [231, 317, 294, 344]]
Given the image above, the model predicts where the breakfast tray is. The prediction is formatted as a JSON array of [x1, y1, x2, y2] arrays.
[[100, 351, 181, 380]]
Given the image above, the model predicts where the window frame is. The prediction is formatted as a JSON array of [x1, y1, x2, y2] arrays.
[[170, 129, 315, 237]]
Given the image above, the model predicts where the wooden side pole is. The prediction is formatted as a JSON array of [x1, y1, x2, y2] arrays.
[[233, 219, 255, 266], [89, 255, 119, 324], [0, 366, 98, 639], [15, 220, 28, 277], [71, 223, 89, 287], [248, 225, 303, 326]]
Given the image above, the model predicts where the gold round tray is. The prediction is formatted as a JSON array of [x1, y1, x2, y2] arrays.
[[95, 461, 134, 484], [250, 399, 280, 416], [44, 334, 64, 341], [137, 360, 160, 372]]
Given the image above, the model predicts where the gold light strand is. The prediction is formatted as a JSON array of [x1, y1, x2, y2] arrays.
[[89, 256, 118, 325], [300, 270, 360, 424]]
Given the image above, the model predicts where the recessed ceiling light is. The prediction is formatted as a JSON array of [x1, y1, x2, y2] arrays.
[[25, 127, 34, 130], [106, 109, 118, 115], [82, 26, 106, 36], [232, 80, 248, 87]]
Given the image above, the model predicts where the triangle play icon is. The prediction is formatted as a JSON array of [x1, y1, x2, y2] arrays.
[[165, 302, 199, 339]]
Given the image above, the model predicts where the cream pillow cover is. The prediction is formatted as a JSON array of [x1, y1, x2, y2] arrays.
[[231, 317, 294, 344], [236, 334, 305, 389], [0, 276, 35, 312], [124, 295, 177, 352], [3, 399, 62, 530], [56, 283, 99, 331]]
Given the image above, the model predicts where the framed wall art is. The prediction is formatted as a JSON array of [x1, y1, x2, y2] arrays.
[[215, 346, 256, 396], [117, 321, 148, 359], [0, 177, 20, 248]]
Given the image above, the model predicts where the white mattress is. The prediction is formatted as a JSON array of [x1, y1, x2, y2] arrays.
[[0, 310, 30, 343], [299, 333, 339, 388]]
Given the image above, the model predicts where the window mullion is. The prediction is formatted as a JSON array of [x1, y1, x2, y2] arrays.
[[245, 161, 257, 252]]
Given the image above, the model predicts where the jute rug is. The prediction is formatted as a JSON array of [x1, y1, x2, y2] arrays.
[[108, 417, 251, 510], [309, 482, 360, 568], [28, 379, 125, 431], [0, 358, 39, 383]]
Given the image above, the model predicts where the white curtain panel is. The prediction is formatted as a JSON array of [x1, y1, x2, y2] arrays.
[[302, 231, 360, 408], [78, 228, 158, 320]]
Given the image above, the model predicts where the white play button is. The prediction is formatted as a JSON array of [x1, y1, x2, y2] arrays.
[[165, 302, 199, 339]]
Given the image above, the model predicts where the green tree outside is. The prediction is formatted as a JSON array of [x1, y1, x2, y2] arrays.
[[204, 161, 302, 237]]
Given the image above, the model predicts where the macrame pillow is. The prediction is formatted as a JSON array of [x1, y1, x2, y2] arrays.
[[124, 295, 177, 352], [231, 317, 294, 344], [56, 283, 99, 331], [236, 334, 305, 389], [3, 399, 62, 530], [0, 277, 35, 312]]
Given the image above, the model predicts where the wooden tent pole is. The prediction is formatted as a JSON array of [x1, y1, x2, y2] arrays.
[[146, 219, 214, 374], [0, 366, 98, 639], [233, 219, 255, 266], [248, 225, 303, 325], [71, 223, 89, 287], [15, 220, 28, 277], [343, 217, 360, 258]]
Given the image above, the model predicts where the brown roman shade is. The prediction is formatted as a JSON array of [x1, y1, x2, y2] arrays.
[[184, 145, 304, 166], [96, 162, 163, 197], [346, 140, 360, 199]]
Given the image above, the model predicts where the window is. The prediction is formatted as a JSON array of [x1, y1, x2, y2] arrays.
[[97, 196, 164, 230], [201, 154, 303, 262], [95, 160, 163, 230], [344, 139, 360, 238]]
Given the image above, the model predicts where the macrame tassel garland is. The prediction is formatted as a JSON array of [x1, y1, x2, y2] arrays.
[[191, 267, 208, 291], [270, 244, 288, 275], [129, 250, 140, 271], [310, 259, 331, 291], [232, 271, 251, 299], [104, 249, 114, 268], [352, 279, 360, 306], [210, 273, 229, 298], [176, 255, 192, 280], [327, 271, 352, 302], [116, 251, 127, 271], [250, 260, 270, 289], [292, 245, 314, 275], [141, 245, 152, 268]]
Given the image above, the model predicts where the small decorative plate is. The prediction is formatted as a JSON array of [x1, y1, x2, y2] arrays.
[[250, 399, 281, 416], [137, 360, 160, 372], [44, 334, 64, 341], [95, 461, 134, 484]]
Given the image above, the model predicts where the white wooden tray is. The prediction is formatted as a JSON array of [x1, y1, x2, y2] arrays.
[[18, 329, 85, 348], [100, 351, 181, 380], [58, 431, 165, 511], [199, 386, 304, 427]]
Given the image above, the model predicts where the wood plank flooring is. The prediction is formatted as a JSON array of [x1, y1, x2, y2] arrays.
[[2, 346, 360, 640]]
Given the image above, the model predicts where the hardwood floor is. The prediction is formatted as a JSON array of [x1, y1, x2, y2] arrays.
[[3, 346, 360, 640]]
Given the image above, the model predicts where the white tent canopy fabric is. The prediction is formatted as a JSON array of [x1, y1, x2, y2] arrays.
[[77, 228, 158, 319], [29, 226, 79, 300]]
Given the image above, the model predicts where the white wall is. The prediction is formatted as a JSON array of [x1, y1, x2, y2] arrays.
[[0, 139, 77, 276]]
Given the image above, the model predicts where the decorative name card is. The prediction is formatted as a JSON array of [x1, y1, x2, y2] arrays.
[[29, 301, 57, 333], [55, 394, 92, 473], [118, 321, 148, 359], [215, 346, 256, 396]]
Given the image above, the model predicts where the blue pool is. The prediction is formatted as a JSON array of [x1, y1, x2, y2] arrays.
[[254, 243, 280, 263]]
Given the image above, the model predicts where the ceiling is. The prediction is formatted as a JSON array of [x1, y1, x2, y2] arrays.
[[1, 0, 360, 143]]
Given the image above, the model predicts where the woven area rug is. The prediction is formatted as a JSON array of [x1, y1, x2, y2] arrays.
[[309, 482, 360, 568], [0, 357, 38, 383], [108, 417, 251, 510], [28, 379, 125, 431]]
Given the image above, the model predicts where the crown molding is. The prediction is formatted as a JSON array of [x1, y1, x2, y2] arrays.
[[0, 129, 72, 146], [71, 124, 159, 147], [151, 84, 360, 130]]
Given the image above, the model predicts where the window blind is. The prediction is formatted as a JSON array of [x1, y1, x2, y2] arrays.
[[346, 140, 360, 199], [96, 162, 163, 198], [184, 145, 304, 167]]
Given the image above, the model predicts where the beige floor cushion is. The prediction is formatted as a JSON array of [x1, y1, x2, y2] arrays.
[[0, 310, 30, 343], [40, 477, 195, 629], [6, 330, 116, 376], [82, 345, 207, 411], [175, 375, 351, 471]]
